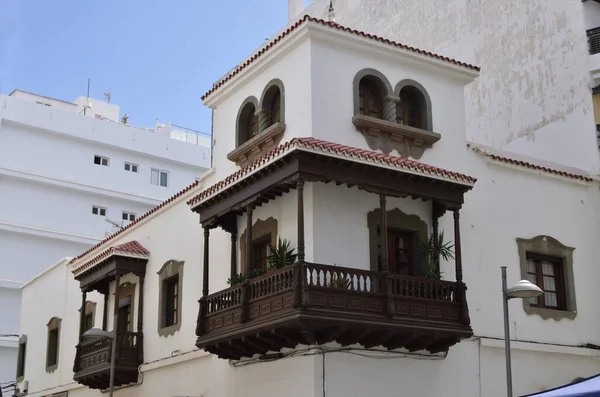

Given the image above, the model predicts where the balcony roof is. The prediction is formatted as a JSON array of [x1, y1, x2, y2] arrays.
[[189, 137, 476, 226]]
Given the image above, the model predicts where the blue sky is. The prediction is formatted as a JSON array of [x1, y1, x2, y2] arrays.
[[0, 0, 290, 134]]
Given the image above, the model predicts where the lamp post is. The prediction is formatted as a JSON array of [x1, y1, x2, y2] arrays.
[[501, 266, 543, 397], [82, 314, 118, 397]]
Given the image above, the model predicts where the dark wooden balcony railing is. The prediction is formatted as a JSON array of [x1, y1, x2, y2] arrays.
[[196, 262, 471, 360], [73, 331, 143, 390], [588, 27, 600, 55]]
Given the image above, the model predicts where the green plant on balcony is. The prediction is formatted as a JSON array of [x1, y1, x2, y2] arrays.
[[267, 238, 297, 270], [227, 273, 247, 286], [419, 231, 455, 280], [329, 271, 352, 289]]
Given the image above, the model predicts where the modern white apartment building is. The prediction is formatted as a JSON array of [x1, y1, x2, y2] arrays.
[[0, 89, 210, 387], [12, 1, 600, 396]]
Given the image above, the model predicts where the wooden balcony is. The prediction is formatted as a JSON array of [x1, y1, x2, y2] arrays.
[[196, 262, 472, 360], [73, 331, 143, 390]]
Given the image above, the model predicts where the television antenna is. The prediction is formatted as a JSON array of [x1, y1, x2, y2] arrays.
[[104, 218, 124, 230], [104, 91, 111, 103]]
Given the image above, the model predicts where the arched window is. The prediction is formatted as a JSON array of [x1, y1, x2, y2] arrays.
[[260, 82, 283, 129], [358, 77, 383, 119], [394, 81, 432, 131], [237, 102, 257, 146]]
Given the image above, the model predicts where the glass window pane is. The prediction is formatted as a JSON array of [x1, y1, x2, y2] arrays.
[[545, 292, 558, 307], [527, 259, 537, 273], [132, 165, 138, 173], [543, 275, 556, 292], [160, 172, 168, 187], [542, 261, 555, 276]]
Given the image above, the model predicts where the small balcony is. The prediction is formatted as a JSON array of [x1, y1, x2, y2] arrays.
[[73, 331, 142, 390], [196, 262, 471, 359]]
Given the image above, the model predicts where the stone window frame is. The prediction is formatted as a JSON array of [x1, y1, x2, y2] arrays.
[[516, 235, 577, 320], [78, 301, 97, 332], [351, 68, 440, 159], [258, 78, 286, 129], [367, 208, 428, 276], [394, 79, 434, 132], [228, 80, 286, 168], [46, 317, 61, 373], [240, 217, 278, 272], [118, 282, 136, 332], [157, 260, 184, 337], [16, 334, 27, 381], [235, 96, 259, 147]]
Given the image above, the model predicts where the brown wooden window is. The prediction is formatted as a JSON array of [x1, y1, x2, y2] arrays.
[[388, 229, 413, 276], [397, 89, 422, 129], [252, 234, 271, 272], [238, 103, 258, 146], [359, 78, 383, 118], [163, 276, 179, 327], [84, 312, 94, 332], [46, 329, 59, 368], [118, 296, 132, 332], [526, 254, 566, 310], [271, 91, 281, 124]]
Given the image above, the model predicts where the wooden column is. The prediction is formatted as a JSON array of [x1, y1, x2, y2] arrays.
[[452, 209, 463, 284], [380, 195, 394, 317], [78, 290, 87, 339], [112, 272, 121, 362], [113, 272, 121, 331], [297, 179, 305, 263], [230, 225, 238, 279], [202, 227, 210, 297], [432, 201, 445, 275], [137, 274, 145, 362], [245, 206, 253, 277], [453, 208, 470, 326], [379, 195, 389, 273], [137, 275, 144, 332], [102, 292, 109, 330], [197, 227, 210, 336]]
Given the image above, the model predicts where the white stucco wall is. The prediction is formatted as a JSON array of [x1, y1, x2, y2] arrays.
[[209, 38, 313, 180], [301, 0, 600, 173]]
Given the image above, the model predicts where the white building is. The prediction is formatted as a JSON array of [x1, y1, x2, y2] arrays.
[[0, 89, 210, 387], [13, 7, 600, 397]]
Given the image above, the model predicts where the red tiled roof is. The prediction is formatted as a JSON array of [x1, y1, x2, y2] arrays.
[[201, 15, 480, 101], [69, 178, 205, 267], [188, 137, 477, 208], [73, 241, 150, 275], [485, 153, 594, 182]]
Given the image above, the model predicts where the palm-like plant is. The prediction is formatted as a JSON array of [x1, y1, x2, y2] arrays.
[[420, 231, 455, 280], [267, 238, 297, 270]]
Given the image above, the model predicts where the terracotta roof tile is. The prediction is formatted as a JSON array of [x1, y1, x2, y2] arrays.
[[485, 153, 594, 182], [69, 178, 205, 267], [201, 15, 480, 101], [188, 137, 476, 207], [73, 240, 150, 275], [468, 144, 594, 182]]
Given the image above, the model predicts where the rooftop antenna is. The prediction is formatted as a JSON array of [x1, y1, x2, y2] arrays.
[[104, 218, 124, 230], [327, 0, 335, 22], [84, 78, 90, 116], [104, 91, 111, 103]]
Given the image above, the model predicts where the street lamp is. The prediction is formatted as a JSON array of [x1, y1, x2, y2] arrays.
[[82, 314, 118, 397], [501, 266, 543, 397]]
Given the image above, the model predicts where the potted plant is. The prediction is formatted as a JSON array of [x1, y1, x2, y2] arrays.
[[418, 231, 454, 299], [267, 238, 297, 270]]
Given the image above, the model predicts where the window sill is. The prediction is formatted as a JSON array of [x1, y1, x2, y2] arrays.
[[523, 304, 577, 321], [228, 122, 286, 167], [158, 323, 181, 337], [352, 114, 440, 159]]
